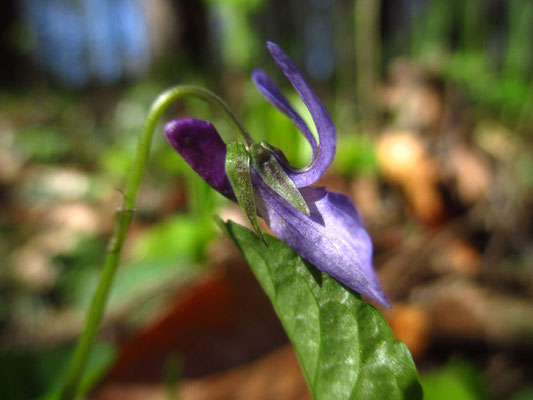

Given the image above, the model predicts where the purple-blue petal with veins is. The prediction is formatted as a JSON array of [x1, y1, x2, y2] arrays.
[[253, 172, 391, 307], [252, 69, 318, 157], [165, 118, 234, 200], [262, 41, 336, 188]]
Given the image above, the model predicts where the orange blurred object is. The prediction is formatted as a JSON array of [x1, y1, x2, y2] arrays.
[[387, 304, 432, 359], [377, 131, 444, 225]]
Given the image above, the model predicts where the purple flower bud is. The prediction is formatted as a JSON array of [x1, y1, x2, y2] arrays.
[[165, 118, 234, 200]]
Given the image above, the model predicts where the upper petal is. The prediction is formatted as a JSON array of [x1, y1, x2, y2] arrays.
[[261, 41, 337, 188], [165, 118, 235, 199], [252, 69, 318, 158], [253, 175, 390, 307]]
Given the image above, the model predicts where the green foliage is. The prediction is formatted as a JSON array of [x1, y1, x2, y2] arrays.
[[447, 53, 531, 115], [54, 236, 108, 307], [54, 214, 213, 311], [0, 341, 115, 400], [334, 134, 378, 177], [210, 2, 260, 70], [203, 0, 264, 10], [411, 0, 454, 56], [504, 0, 533, 81], [100, 141, 139, 179], [15, 127, 71, 163], [421, 359, 490, 400], [412, 0, 533, 125], [511, 388, 533, 400], [218, 219, 422, 400], [132, 214, 215, 264]]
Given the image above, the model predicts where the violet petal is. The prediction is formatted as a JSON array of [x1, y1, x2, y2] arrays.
[[252, 69, 318, 158], [264, 41, 336, 188], [253, 173, 390, 307], [165, 118, 234, 199]]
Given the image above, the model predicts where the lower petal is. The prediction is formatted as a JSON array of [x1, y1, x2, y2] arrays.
[[253, 176, 390, 307]]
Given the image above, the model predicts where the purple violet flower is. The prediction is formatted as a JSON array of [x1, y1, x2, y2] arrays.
[[165, 42, 390, 307]]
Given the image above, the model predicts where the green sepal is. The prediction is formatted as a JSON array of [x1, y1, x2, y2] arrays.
[[225, 142, 265, 243], [250, 143, 310, 215]]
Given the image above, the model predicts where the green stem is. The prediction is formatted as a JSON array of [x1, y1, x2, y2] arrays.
[[59, 85, 249, 400]]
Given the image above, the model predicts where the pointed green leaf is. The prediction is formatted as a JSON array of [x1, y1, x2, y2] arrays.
[[225, 142, 264, 242], [250, 143, 310, 215], [217, 218, 422, 400]]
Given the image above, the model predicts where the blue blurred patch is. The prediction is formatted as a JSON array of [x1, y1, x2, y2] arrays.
[[20, 0, 150, 87]]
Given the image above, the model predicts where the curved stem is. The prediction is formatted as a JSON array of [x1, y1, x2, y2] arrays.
[[59, 85, 249, 400]]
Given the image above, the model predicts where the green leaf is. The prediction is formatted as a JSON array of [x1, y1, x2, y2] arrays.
[[225, 142, 264, 241], [250, 143, 310, 215], [217, 218, 422, 400]]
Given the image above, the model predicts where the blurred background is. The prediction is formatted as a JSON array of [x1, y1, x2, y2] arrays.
[[1, 0, 533, 399]]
